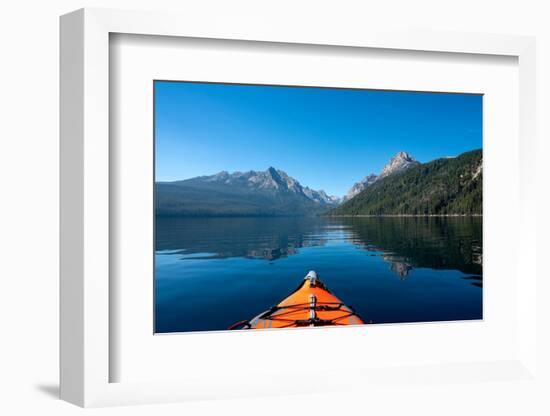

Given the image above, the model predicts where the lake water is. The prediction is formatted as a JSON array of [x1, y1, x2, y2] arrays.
[[155, 216, 482, 333]]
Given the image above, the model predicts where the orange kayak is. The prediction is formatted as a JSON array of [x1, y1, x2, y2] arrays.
[[229, 271, 365, 330]]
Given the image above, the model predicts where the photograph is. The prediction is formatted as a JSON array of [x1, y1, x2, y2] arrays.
[[154, 81, 483, 333]]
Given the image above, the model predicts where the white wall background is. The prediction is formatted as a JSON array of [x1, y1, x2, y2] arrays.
[[1, 1, 548, 415]]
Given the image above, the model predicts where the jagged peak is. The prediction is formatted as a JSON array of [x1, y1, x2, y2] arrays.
[[393, 151, 414, 161], [343, 152, 419, 202], [379, 151, 419, 179], [194, 167, 338, 205]]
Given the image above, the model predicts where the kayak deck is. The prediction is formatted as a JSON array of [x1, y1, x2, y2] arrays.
[[230, 271, 365, 330]]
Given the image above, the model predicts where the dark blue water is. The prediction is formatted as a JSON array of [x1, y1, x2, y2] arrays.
[[155, 216, 482, 333]]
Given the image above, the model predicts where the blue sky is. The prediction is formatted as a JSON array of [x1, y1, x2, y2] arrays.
[[155, 81, 482, 197]]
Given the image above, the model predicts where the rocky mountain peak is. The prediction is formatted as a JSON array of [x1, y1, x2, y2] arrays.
[[342, 173, 378, 202], [379, 151, 419, 179], [342, 151, 419, 202], [395, 151, 412, 159]]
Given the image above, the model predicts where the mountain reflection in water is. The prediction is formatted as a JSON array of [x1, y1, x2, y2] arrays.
[[156, 216, 482, 276], [155, 216, 482, 333]]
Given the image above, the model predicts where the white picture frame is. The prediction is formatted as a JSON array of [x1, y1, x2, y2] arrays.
[[60, 7, 538, 408]]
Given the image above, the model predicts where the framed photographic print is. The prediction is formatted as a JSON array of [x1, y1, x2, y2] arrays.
[[60, 8, 539, 408]]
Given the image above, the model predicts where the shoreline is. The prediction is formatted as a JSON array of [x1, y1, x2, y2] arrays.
[[325, 214, 483, 218], [156, 214, 483, 219]]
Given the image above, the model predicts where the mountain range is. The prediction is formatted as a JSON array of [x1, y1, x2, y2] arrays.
[[156, 149, 482, 217], [156, 167, 339, 217]]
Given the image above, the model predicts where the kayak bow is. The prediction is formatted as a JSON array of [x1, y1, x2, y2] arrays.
[[229, 271, 365, 330]]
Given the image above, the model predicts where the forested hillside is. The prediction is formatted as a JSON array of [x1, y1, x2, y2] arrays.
[[331, 149, 482, 216]]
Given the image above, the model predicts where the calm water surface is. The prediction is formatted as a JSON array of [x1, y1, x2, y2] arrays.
[[155, 217, 482, 333]]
